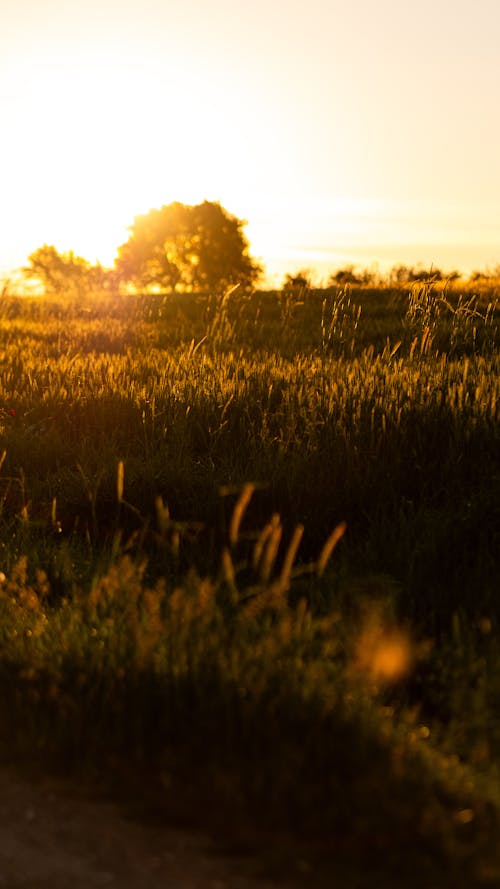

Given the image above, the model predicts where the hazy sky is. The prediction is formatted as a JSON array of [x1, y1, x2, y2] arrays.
[[1, 0, 499, 283]]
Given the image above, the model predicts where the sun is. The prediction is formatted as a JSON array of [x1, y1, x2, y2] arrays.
[[1, 44, 249, 270]]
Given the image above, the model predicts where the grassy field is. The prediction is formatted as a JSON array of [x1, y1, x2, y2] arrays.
[[0, 280, 498, 884]]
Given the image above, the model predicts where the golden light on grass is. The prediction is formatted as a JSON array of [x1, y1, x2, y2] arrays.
[[116, 460, 125, 504], [259, 518, 283, 586], [317, 521, 347, 577], [229, 482, 255, 546], [278, 523, 304, 592], [221, 547, 238, 598]]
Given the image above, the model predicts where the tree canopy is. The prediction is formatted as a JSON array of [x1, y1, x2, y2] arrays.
[[24, 245, 114, 296], [282, 270, 313, 292], [115, 201, 262, 292]]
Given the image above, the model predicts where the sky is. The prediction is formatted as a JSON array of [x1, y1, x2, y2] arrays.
[[1, 0, 500, 285]]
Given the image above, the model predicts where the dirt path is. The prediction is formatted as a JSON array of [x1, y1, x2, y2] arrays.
[[2, 766, 493, 889], [0, 767, 297, 889]]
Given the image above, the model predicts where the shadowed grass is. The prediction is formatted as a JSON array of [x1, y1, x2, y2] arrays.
[[0, 282, 497, 883]]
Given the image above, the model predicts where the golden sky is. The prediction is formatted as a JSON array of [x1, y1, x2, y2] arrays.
[[1, 0, 500, 284]]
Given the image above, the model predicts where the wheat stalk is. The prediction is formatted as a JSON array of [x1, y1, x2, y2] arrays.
[[277, 524, 304, 593], [229, 482, 255, 546], [317, 521, 347, 577]]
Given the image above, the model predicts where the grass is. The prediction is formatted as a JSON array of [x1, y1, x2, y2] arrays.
[[0, 280, 498, 884]]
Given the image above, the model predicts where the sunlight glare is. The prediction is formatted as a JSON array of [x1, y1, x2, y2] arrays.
[[1, 45, 251, 268]]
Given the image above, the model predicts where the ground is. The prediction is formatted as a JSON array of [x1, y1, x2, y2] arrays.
[[0, 767, 297, 889], [2, 766, 487, 889]]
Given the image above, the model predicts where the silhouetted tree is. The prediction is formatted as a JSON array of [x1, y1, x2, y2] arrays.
[[24, 245, 115, 295], [388, 264, 444, 286], [410, 266, 443, 282], [282, 270, 312, 292], [115, 201, 262, 292], [328, 266, 362, 286], [388, 265, 415, 286], [469, 265, 500, 283]]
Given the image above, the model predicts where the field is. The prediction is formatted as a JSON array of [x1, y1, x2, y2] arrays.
[[0, 281, 499, 885]]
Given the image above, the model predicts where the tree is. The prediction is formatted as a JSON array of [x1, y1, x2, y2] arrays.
[[282, 270, 313, 292], [24, 245, 115, 295], [115, 201, 262, 293], [388, 264, 444, 287], [328, 266, 362, 287]]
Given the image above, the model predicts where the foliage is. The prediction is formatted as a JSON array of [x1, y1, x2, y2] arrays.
[[282, 269, 313, 291], [387, 264, 443, 286], [115, 200, 262, 293], [327, 265, 381, 287], [328, 265, 362, 286], [24, 245, 115, 296]]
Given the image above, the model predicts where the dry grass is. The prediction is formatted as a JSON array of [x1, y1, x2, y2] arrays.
[[0, 282, 497, 880]]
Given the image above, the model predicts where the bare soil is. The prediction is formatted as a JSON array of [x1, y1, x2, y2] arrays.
[[2, 765, 496, 889], [0, 767, 296, 889]]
